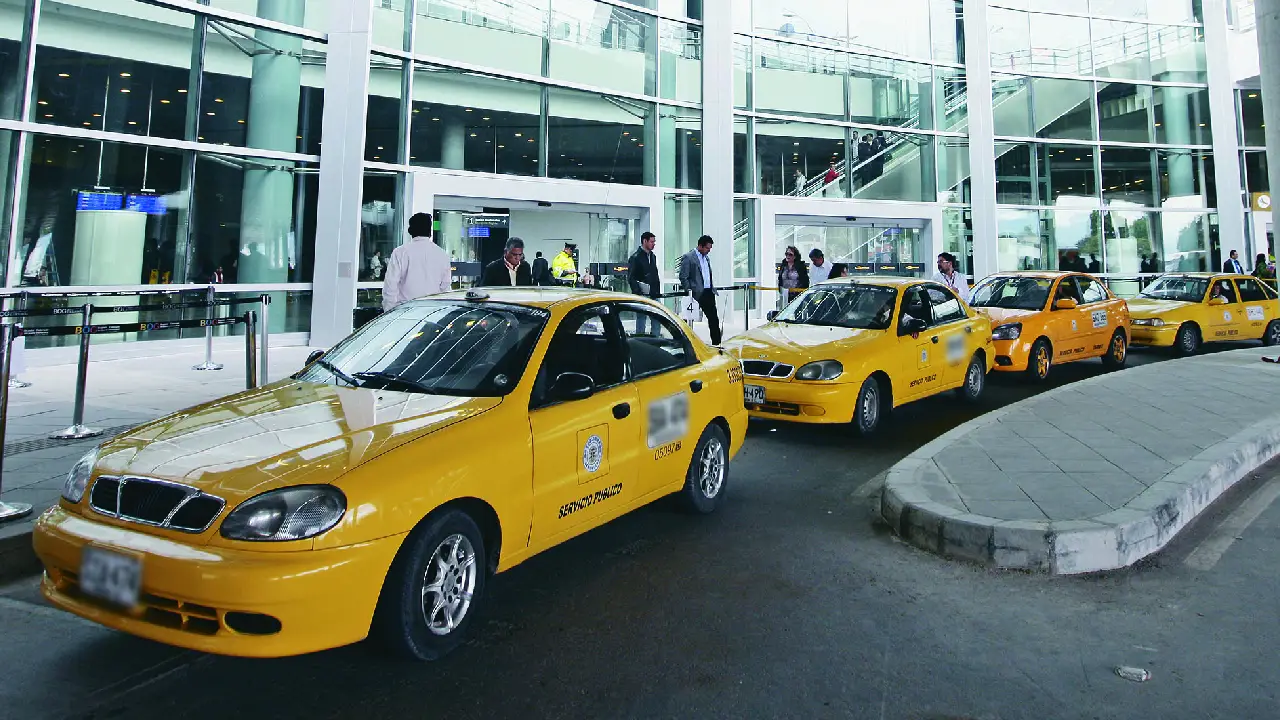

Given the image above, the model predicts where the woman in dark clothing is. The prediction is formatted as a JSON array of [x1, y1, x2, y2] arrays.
[[777, 245, 810, 305]]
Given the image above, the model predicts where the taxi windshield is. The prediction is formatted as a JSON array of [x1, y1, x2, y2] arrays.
[[968, 276, 1052, 311], [775, 285, 898, 330], [1140, 276, 1209, 303], [297, 300, 548, 396]]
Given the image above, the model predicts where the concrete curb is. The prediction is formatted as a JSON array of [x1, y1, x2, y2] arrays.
[[0, 518, 40, 584], [879, 355, 1280, 574]]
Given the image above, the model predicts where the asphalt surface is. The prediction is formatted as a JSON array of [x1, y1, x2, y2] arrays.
[[3, 345, 1279, 720]]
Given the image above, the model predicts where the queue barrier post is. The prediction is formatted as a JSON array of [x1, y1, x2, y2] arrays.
[[258, 293, 270, 384], [245, 311, 258, 390], [50, 303, 103, 441], [0, 323, 34, 523], [193, 285, 223, 371]]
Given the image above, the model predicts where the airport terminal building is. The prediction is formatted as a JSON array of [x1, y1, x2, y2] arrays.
[[0, 0, 1272, 347]]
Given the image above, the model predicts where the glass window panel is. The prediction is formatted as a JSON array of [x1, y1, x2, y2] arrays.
[[754, 118, 844, 196], [753, 39, 845, 120], [1028, 0, 1087, 11], [409, 66, 541, 177], [1047, 210, 1102, 273], [1028, 13, 1091, 75], [1241, 90, 1265, 147], [414, 0, 548, 77], [615, 0, 659, 12], [366, 57, 405, 163], [936, 69, 968, 132], [1033, 78, 1095, 141], [851, 0, 932, 59], [851, 132, 934, 202], [360, 172, 402, 282], [996, 208, 1045, 271], [849, 56, 932, 130], [1153, 86, 1211, 145], [992, 74, 1032, 137], [1092, 19, 1150, 81], [734, 116, 751, 192], [1244, 150, 1268, 194], [1151, 211, 1212, 272], [659, 20, 701, 103], [659, 106, 701, 189], [1101, 147, 1155, 205], [1090, 0, 1147, 19], [931, 0, 964, 64], [1102, 208, 1153, 273], [548, 0, 656, 97], [1097, 82, 1153, 144], [732, 0, 751, 34], [937, 137, 969, 204], [942, 207, 972, 274], [372, 0, 411, 50], [732, 198, 754, 278], [1039, 145, 1097, 202], [988, 8, 1031, 74], [0, 0, 28, 120], [995, 142, 1032, 204], [203, 0, 328, 34], [1157, 149, 1211, 208], [0, 129, 12, 281], [548, 87, 651, 185], [1093, 0, 1199, 23], [751, 0, 847, 48], [659, 0, 700, 20], [1148, 24, 1206, 83], [734, 36, 750, 109], [664, 193, 701, 278]]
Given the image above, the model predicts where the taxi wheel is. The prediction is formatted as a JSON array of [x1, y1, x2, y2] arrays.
[[955, 354, 985, 403], [373, 509, 487, 661], [1102, 330, 1128, 369], [852, 376, 883, 436], [681, 423, 729, 514], [1026, 339, 1052, 383], [1263, 321, 1280, 346], [1175, 323, 1201, 356]]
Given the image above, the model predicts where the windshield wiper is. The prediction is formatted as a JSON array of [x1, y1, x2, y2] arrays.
[[352, 371, 436, 394], [316, 359, 361, 387]]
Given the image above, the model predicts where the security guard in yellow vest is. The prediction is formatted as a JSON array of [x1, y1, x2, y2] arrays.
[[551, 242, 579, 286]]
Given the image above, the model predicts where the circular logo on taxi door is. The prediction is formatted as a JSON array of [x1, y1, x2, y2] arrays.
[[583, 435, 604, 473]]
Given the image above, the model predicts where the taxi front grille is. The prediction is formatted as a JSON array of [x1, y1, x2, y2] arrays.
[[89, 476, 225, 533], [742, 360, 794, 378], [749, 400, 802, 416]]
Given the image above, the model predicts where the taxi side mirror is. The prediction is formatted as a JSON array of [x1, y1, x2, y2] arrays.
[[551, 372, 595, 402], [304, 349, 325, 367], [1208, 296, 1227, 306], [1053, 298, 1079, 310], [766, 310, 779, 322], [899, 316, 927, 335]]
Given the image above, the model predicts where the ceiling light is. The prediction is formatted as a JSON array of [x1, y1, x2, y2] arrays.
[[498, 144, 505, 148], [83, 121, 90, 126], [92, 113, 101, 117], [623, 132, 630, 136], [43, 113, 52, 118], [120, 72, 131, 77], [377, 146, 384, 150], [374, 156, 381, 160], [207, 111, 215, 116], [238, 119, 246, 124], [470, 132, 477, 137], [465, 108, 473, 112], [215, 98, 224, 103], [120, 88, 130, 93], [514, 132, 522, 137], [57, 73, 69, 78], [128, 121, 137, 125], [160, 99, 171, 104], [178, 89, 188, 93], [482, 116, 490, 120], [432, 117, 439, 121], [1249, 93, 1258, 98]]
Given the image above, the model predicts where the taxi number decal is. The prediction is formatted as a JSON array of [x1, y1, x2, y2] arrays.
[[1214, 329, 1241, 338], [727, 366, 743, 384], [1092, 310, 1108, 328], [647, 392, 690, 449], [1248, 306, 1265, 321], [910, 374, 936, 388], [945, 334, 966, 365], [558, 482, 623, 519], [654, 440, 682, 461]]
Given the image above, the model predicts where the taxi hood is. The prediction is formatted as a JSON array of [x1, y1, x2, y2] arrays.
[[1127, 298, 1193, 317], [94, 381, 499, 501], [725, 322, 882, 363], [972, 307, 1041, 327]]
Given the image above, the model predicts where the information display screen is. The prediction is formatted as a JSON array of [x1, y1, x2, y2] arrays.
[[76, 191, 124, 211], [126, 194, 168, 215]]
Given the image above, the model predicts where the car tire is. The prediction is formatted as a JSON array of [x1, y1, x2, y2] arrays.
[[1263, 320, 1280, 347], [955, 353, 986, 403], [1102, 329, 1128, 369], [852, 376, 883, 436], [1175, 323, 1200, 356], [681, 423, 729, 514], [1026, 338, 1052, 383], [372, 509, 487, 661]]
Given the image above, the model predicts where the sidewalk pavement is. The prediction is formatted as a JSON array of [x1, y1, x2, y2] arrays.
[[879, 345, 1280, 575]]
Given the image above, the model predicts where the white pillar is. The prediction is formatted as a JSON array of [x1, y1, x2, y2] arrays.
[[1257, 0, 1280, 247], [1204, 0, 1246, 262], [701, 0, 734, 304], [964, 0, 999, 279], [308, 0, 373, 347]]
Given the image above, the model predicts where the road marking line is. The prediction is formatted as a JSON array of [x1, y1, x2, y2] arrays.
[[1184, 474, 1280, 571]]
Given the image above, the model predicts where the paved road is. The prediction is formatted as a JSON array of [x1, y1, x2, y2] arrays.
[[3, 346, 1278, 720]]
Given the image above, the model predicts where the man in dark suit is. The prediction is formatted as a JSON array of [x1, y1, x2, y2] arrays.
[[678, 235, 722, 345], [531, 251, 551, 286], [628, 231, 662, 333], [481, 237, 533, 287], [1224, 249, 1245, 274]]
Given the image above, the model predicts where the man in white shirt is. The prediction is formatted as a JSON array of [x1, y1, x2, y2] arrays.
[[932, 252, 971, 304], [382, 212, 452, 311], [808, 248, 831, 284]]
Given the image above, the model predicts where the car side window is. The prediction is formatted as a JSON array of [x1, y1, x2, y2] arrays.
[[617, 306, 694, 379], [900, 287, 932, 328], [1210, 280, 1239, 304], [924, 285, 966, 325], [1075, 276, 1108, 304], [1237, 278, 1268, 302], [1054, 277, 1081, 303], [532, 305, 628, 407]]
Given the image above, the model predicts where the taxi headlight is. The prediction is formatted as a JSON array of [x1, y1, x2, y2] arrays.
[[991, 322, 1022, 341], [221, 486, 346, 542], [1132, 318, 1165, 327], [795, 360, 843, 381], [61, 447, 100, 503]]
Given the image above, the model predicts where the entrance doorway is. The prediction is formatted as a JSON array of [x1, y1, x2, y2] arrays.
[[773, 217, 926, 282]]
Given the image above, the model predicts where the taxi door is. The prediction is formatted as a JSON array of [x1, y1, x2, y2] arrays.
[[528, 304, 641, 547], [1073, 275, 1116, 356], [896, 286, 939, 401], [1047, 276, 1090, 361], [923, 283, 974, 390], [1206, 278, 1244, 341], [1234, 277, 1276, 339]]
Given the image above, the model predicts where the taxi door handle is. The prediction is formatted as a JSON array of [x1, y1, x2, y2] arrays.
[[690, 380, 703, 393], [613, 403, 631, 419], [965, 326, 973, 333], [931, 335, 939, 343]]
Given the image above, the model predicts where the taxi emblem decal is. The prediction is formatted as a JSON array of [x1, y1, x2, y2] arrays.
[[583, 435, 604, 473], [1224, 310, 1233, 321]]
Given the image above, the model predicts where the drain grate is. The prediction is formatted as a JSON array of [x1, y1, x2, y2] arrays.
[[4, 424, 138, 457]]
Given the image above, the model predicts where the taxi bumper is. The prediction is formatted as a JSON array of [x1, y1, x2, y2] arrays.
[[990, 337, 1034, 373], [33, 506, 404, 658], [741, 378, 856, 424], [1130, 324, 1179, 347]]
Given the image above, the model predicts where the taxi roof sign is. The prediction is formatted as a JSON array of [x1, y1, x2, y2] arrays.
[[464, 289, 490, 301]]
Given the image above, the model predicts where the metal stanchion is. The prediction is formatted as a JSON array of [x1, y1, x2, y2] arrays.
[[0, 324, 34, 523], [258, 293, 270, 383], [193, 285, 223, 371], [245, 311, 258, 389], [50, 304, 102, 440], [741, 285, 749, 336]]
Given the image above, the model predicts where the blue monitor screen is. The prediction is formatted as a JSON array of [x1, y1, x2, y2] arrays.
[[126, 194, 168, 215], [76, 192, 124, 211], [467, 226, 491, 238]]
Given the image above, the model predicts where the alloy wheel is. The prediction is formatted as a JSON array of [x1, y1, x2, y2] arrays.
[[421, 534, 477, 636]]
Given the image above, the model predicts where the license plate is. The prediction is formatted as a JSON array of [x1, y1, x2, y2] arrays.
[[80, 547, 141, 608], [744, 384, 766, 405]]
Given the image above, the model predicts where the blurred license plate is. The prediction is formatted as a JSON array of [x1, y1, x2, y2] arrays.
[[744, 385, 766, 405], [80, 547, 141, 608]]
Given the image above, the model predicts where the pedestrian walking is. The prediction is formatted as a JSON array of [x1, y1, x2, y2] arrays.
[[778, 246, 809, 304], [382, 212, 452, 312], [481, 237, 534, 286], [932, 252, 971, 304], [678, 235, 723, 346], [628, 231, 662, 334], [532, 251, 552, 285], [809, 248, 831, 284]]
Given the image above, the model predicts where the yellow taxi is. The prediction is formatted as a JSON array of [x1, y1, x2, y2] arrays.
[[32, 288, 748, 661], [967, 272, 1131, 382], [720, 276, 993, 435], [1128, 273, 1280, 354]]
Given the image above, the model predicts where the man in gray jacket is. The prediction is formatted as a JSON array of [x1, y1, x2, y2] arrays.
[[678, 234, 722, 345]]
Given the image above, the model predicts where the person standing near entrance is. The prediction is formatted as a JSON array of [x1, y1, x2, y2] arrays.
[[628, 231, 662, 333], [1224, 249, 1245, 274], [382, 212, 452, 312], [551, 242, 579, 286], [481, 237, 533, 286], [808, 248, 831, 283], [932, 252, 971, 304], [532, 251, 551, 285], [679, 235, 723, 346]]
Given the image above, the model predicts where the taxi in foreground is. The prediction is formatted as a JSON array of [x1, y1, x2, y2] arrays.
[[967, 271, 1131, 382], [32, 288, 747, 660], [1128, 273, 1280, 354], [720, 276, 993, 435]]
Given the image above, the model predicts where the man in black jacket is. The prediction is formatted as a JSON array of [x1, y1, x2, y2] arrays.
[[628, 231, 662, 333], [531, 251, 551, 285], [481, 237, 533, 287]]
